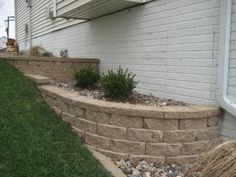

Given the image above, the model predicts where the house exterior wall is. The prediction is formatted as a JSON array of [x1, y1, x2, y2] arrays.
[[15, 0, 236, 139], [220, 112, 236, 140], [16, 0, 83, 48], [15, 0, 29, 48], [221, 0, 236, 140]]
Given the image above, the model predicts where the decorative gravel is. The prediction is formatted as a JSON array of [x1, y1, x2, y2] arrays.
[[50, 80, 187, 107], [115, 159, 201, 177]]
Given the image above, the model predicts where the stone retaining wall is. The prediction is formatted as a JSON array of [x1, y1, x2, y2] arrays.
[[39, 85, 222, 165], [3, 56, 99, 82]]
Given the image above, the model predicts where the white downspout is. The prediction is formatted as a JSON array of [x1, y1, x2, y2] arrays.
[[29, 2, 32, 48], [217, 0, 236, 116], [14, 0, 17, 40], [53, 0, 57, 18]]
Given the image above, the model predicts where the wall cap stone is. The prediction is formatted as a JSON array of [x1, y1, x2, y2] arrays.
[[39, 85, 220, 119], [25, 74, 50, 84], [3, 56, 100, 63]]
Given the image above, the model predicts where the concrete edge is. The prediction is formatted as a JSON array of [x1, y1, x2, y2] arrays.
[[87, 148, 127, 177]]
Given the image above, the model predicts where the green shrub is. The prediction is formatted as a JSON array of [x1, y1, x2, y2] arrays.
[[29, 46, 42, 56], [28, 46, 53, 57], [101, 66, 138, 100], [74, 66, 99, 89]]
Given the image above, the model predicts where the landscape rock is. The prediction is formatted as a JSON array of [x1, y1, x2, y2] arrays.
[[115, 159, 201, 177], [50, 80, 187, 107]]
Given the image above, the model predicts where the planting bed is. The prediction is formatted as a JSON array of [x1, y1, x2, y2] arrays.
[[50, 80, 187, 107]]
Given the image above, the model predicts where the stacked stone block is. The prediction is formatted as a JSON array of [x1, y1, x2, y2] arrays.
[[40, 85, 222, 165], [4, 56, 99, 82]]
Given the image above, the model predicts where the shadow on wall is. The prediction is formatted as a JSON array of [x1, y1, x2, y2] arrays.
[[87, 5, 146, 70]]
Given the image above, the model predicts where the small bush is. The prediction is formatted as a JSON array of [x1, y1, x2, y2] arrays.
[[28, 46, 53, 57], [74, 66, 99, 89], [29, 46, 43, 56], [101, 66, 138, 100]]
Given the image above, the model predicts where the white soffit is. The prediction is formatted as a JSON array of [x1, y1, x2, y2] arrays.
[[56, 0, 149, 20]]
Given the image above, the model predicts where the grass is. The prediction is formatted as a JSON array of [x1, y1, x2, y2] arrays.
[[0, 59, 113, 177]]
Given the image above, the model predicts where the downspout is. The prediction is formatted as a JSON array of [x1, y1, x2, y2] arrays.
[[53, 0, 57, 18], [28, 1, 32, 48], [217, 0, 236, 116], [14, 0, 17, 40]]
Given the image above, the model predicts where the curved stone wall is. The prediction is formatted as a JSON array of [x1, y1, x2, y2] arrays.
[[40, 85, 221, 165]]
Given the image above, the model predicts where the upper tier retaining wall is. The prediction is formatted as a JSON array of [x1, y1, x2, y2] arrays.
[[3, 56, 99, 82], [39, 84, 222, 165]]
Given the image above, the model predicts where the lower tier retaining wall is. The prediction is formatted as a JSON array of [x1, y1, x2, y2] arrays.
[[39, 85, 222, 165], [3, 56, 99, 82]]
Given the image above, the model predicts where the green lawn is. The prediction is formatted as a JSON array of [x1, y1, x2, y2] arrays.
[[0, 59, 113, 177]]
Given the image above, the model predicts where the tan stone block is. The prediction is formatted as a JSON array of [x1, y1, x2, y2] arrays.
[[129, 108, 164, 118], [190, 105, 221, 117], [61, 112, 76, 126], [111, 139, 145, 155], [28, 61, 38, 66], [209, 138, 223, 149], [110, 114, 143, 128], [96, 148, 129, 161], [144, 119, 179, 130], [129, 155, 165, 166], [146, 143, 182, 156], [41, 86, 77, 101], [163, 130, 196, 143], [85, 145, 97, 151], [85, 133, 111, 150], [207, 116, 218, 127], [196, 127, 219, 141], [86, 110, 110, 124], [69, 105, 85, 118], [25, 74, 50, 85], [76, 118, 97, 133], [179, 118, 207, 130], [44, 95, 56, 107], [58, 93, 78, 104], [167, 155, 199, 165], [182, 141, 210, 155], [51, 106, 62, 116], [55, 98, 69, 112], [127, 128, 163, 143], [94, 103, 164, 119], [72, 126, 85, 142], [97, 124, 127, 139], [163, 106, 198, 119]]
